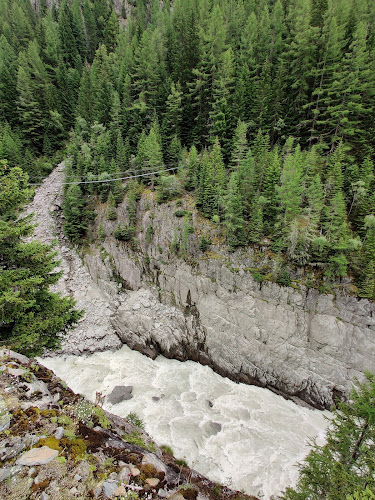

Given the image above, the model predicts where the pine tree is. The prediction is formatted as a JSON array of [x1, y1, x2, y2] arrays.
[[231, 120, 248, 172], [224, 172, 246, 249], [248, 195, 264, 244], [196, 148, 209, 208], [0, 165, 82, 355], [283, 0, 318, 139], [77, 64, 94, 124], [63, 183, 87, 241], [104, 10, 119, 53], [209, 48, 235, 158], [283, 373, 375, 498], [277, 141, 305, 248], [91, 45, 113, 126], [17, 54, 44, 151], [185, 144, 199, 190], [58, 0, 80, 69], [163, 81, 183, 145], [262, 147, 281, 233], [127, 189, 137, 226], [204, 137, 227, 216], [0, 35, 18, 124], [83, 0, 98, 62], [106, 190, 117, 220]]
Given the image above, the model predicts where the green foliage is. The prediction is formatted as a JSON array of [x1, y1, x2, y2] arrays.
[[122, 429, 155, 450], [126, 412, 145, 429], [127, 190, 137, 225], [276, 270, 291, 287], [97, 223, 106, 241], [282, 373, 375, 499], [251, 270, 266, 285], [114, 224, 135, 241], [0, 166, 82, 356], [174, 209, 190, 218], [145, 224, 154, 243], [156, 175, 182, 204], [199, 236, 211, 252], [106, 207, 117, 221], [63, 183, 88, 241], [160, 444, 174, 455], [0, 0, 374, 295]]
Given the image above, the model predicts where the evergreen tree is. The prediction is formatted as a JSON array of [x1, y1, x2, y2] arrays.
[[283, 373, 375, 499], [231, 120, 248, 172], [185, 144, 199, 190], [224, 172, 246, 249], [91, 45, 113, 126], [58, 0, 80, 69], [63, 183, 87, 241], [0, 165, 82, 355], [77, 64, 94, 124]]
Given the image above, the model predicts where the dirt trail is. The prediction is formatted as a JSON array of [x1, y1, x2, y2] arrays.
[[25, 163, 121, 354]]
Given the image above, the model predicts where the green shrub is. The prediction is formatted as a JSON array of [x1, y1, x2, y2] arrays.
[[156, 175, 182, 203], [97, 223, 106, 241], [146, 224, 154, 243], [252, 270, 265, 284], [106, 206, 117, 220], [114, 224, 135, 241], [123, 429, 146, 448], [161, 444, 174, 455], [276, 270, 291, 287], [174, 209, 190, 218], [199, 236, 211, 252], [126, 412, 144, 429]]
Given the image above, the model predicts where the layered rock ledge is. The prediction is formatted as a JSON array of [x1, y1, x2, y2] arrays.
[[27, 165, 375, 410]]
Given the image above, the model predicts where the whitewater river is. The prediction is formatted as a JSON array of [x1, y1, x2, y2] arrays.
[[41, 345, 329, 498]]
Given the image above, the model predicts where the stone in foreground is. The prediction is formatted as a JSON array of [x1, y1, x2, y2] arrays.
[[16, 446, 58, 466]]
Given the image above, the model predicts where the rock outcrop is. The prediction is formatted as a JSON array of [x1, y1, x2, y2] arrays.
[[82, 190, 375, 410], [27, 165, 375, 410]]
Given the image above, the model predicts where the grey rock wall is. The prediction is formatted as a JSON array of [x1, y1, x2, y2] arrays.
[[29, 163, 375, 410], [81, 193, 375, 410]]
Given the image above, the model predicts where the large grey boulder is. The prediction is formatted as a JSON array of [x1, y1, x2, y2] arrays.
[[107, 385, 133, 405]]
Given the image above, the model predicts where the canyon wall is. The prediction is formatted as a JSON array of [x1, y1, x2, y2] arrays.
[[28, 164, 375, 410], [81, 192, 375, 410]]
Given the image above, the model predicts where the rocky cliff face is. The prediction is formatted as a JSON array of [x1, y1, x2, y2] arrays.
[[27, 166, 375, 410], [80, 189, 375, 410]]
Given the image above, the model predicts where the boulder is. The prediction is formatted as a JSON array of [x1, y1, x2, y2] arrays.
[[107, 385, 133, 404], [54, 427, 65, 440], [142, 453, 167, 474], [0, 436, 26, 461]]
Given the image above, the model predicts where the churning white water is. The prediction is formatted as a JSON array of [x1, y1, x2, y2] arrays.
[[40, 345, 329, 498]]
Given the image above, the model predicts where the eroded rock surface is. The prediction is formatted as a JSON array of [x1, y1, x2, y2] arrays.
[[27, 165, 375, 409], [82, 192, 375, 410], [25, 163, 121, 354]]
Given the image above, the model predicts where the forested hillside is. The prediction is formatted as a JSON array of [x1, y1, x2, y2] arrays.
[[0, 0, 375, 298]]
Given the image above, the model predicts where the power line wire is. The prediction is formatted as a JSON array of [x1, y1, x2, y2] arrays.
[[27, 160, 186, 182], [28, 166, 181, 186]]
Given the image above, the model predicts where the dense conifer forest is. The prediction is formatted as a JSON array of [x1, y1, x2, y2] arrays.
[[1, 2, 375, 497], [1, 0, 375, 299]]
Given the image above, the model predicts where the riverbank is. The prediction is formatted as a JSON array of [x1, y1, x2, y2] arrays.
[[41, 345, 330, 498]]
